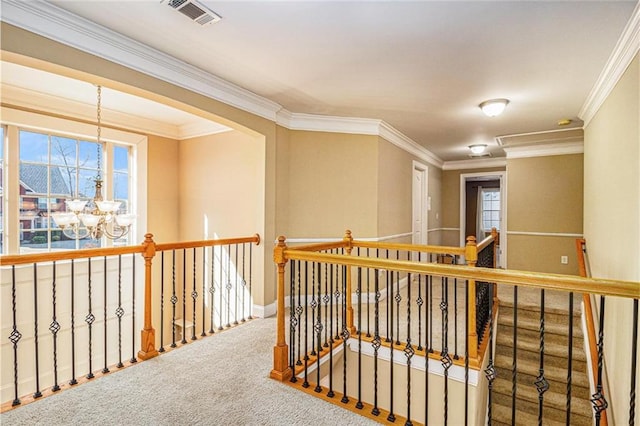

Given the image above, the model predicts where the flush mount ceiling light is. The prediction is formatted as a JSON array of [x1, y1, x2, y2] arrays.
[[479, 99, 509, 117], [469, 144, 488, 155]]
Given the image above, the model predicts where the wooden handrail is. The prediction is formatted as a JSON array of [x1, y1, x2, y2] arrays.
[[281, 249, 639, 299], [353, 240, 466, 256], [0, 245, 144, 266], [576, 238, 608, 426], [155, 234, 260, 252]]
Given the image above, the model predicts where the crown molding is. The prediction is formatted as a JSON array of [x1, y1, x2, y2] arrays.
[[442, 157, 507, 171], [503, 141, 584, 159], [579, 2, 640, 127], [379, 122, 443, 168], [1, 0, 282, 122], [282, 112, 381, 135]]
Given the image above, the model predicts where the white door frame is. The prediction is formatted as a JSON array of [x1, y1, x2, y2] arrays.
[[412, 161, 429, 245], [459, 171, 507, 267]]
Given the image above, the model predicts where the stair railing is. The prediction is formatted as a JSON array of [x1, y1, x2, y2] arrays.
[[1, 232, 260, 410]]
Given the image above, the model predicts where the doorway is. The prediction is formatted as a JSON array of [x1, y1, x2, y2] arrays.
[[459, 171, 506, 267], [412, 161, 428, 246]]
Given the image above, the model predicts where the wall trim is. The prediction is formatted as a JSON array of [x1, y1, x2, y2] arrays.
[[252, 303, 276, 319], [503, 141, 584, 159], [442, 157, 507, 171], [428, 227, 460, 233], [579, 2, 640, 127], [507, 231, 584, 238]]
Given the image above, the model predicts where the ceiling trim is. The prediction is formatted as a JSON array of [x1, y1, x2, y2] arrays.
[[503, 141, 584, 159], [1, 84, 230, 140], [378, 122, 443, 168], [442, 158, 507, 171], [496, 127, 583, 147], [579, 1, 640, 127]]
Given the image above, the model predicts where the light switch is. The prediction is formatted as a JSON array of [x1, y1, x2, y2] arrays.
[[561, 256, 568, 264]]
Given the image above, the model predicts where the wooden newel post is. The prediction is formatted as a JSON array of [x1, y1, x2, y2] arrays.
[[343, 230, 356, 334], [270, 236, 292, 381], [465, 236, 478, 360], [138, 233, 159, 360]]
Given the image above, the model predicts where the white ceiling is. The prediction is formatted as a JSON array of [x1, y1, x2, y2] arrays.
[[2, 1, 638, 161]]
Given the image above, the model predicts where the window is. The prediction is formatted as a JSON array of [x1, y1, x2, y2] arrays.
[[481, 188, 500, 232]]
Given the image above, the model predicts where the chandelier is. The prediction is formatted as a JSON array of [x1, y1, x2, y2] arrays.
[[51, 85, 135, 240]]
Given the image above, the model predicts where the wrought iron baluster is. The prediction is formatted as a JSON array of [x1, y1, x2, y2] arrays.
[[512, 286, 518, 424], [248, 243, 253, 319], [386, 249, 390, 343], [630, 298, 638, 425], [417, 252, 423, 351], [591, 296, 608, 425], [355, 267, 363, 409], [226, 244, 232, 328], [371, 271, 381, 416], [70, 260, 77, 386], [130, 254, 137, 363], [366, 248, 371, 337], [182, 249, 187, 343], [327, 260, 334, 398], [296, 260, 303, 366], [303, 261, 310, 388], [9, 265, 22, 406], [117, 255, 124, 366], [566, 292, 573, 425], [102, 256, 109, 374], [335, 251, 342, 341], [535, 289, 549, 426], [209, 246, 215, 334], [289, 260, 298, 383], [395, 251, 401, 345], [429, 271, 434, 353], [454, 277, 458, 359], [341, 264, 350, 404], [315, 262, 323, 394], [33, 264, 42, 397], [310, 261, 317, 357], [159, 252, 165, 352], [86, 259, 95, 379], [201, 247, 206, 336], [405, 272, 414, 426], [191, 248, 197, 340], [425, 271, 430, 424], [241, 243, 247, 322], [234, 244, 239, 325], [441, 276, 452, 426], [464, 279, 469, 425], [485, 282, 497, 426], [50, 261, 61, 391], [324, 254, 330, 347], [171, 250, 177, 347], [219, 246, 224, 331]]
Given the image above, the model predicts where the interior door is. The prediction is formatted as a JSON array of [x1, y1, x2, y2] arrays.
[[412, 164, 428, 246]]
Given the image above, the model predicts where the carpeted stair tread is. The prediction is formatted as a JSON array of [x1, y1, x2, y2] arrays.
[[493, 391, 592, 425], [493, 375, 593, 419], [500, 300, 582, 318], [495, 366, 590, 400], [492, 400, 566, 426], [498, 312, 582, 337], [497, 325, 586, 362], [494, 350, 590, 389]]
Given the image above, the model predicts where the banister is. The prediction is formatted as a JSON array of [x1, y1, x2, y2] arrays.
[[0, 245, 144, 266], [353, 240, 466, 256], [155, 234, 260, 252]]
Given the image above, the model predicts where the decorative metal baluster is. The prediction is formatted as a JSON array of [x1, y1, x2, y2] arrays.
[[171, 250, 177, 347], [429, 270, 434, 353], [289, 260, 298, 383], [9, 266, 22, 406], [355, 267, 363, 409], [159, 252, 165, 352], [395, 251, 401, 345], [630, 298, 638, 425], [191, 248, 197, 340], [405, 272, 415, 426], [324, 254, 330, 347], [296, 260, 303, 366], [566, 292, 573, 425], [366, 248, 371, 337], [536, 289, 549, 426], [464, 279, 469, 425], [130, 255, 137, 363], [371, 271, 381, 416], [49, 261, 61, 391], [310, 261, 317, 357], [219, 246, 224, 331], [86, 259, 95, 379], [201, 247, 206, 336], [226, 244, 232, 328], [209, 246, 215, 334], [485, 282, 497, 425], [341, 264, 350, 404], [335, 252, 341, 341], [102, 256, 109, 374], [303, 261, 310, 388], [512, 286, 518, 424], [454, 277, 458, 359], [70, 260, 77, 385], [315, 262, 323, 394], [327, 260, 334, 398], [248, 242, 253, 319], [388, 273, 396, 424], [33, 263, 43, 398], [241, 243, 246, 322], [234, 244, 239, 325], [441, 276, 452, 426], [182, 249, 187, 343], [386, 249, 390, 343], [116, 255, 124, 366], [425, 271, 430, 424], [417, 253, 423, 351], [591, 296, 608, 425]]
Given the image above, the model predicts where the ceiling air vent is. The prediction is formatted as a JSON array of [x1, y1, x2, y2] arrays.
[[166, 0, 221, 25]]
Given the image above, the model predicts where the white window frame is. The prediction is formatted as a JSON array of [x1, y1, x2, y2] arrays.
[[1, 106, 147, 254]]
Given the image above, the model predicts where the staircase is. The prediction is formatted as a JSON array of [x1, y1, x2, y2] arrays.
[[492, 299, 593, 425]]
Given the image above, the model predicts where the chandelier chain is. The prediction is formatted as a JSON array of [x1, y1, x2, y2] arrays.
[[96, 85, 102, 181]]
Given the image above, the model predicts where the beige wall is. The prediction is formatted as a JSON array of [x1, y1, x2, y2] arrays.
[[147, 135, 180, 243], [377, 138, 412, 240], [287, 130, 378, 238], [584, 54, 639, 425], [506, 154, 583, 274]]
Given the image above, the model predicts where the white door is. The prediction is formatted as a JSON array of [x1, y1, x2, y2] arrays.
[[412, 163, 428, 246]]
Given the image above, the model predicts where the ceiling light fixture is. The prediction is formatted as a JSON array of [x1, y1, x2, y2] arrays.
[[51, 85, 136, 241], [469, 144, 488, 155], [479, 98, 509, 117]]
